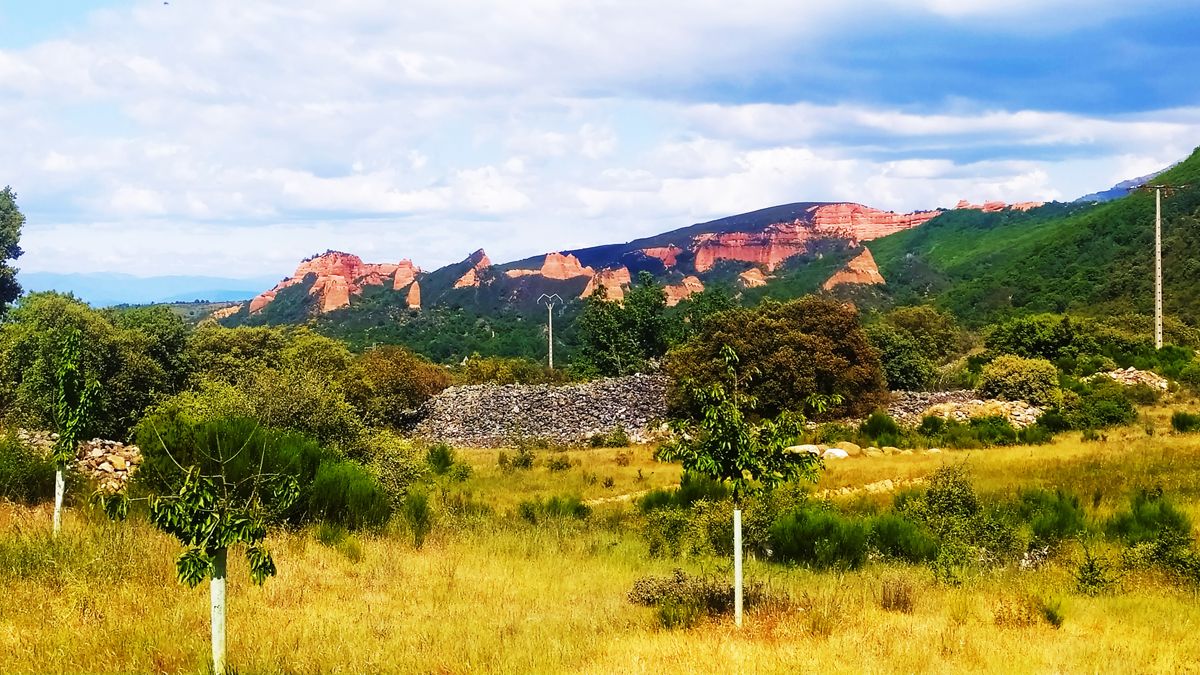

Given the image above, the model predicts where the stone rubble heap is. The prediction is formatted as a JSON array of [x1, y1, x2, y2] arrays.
[[77, 438, 142, 492], [885, 391, 1042, 429], [413, 374, 669, 447], [15, 429, 141, 492], [1089, 367, 1170, 391]]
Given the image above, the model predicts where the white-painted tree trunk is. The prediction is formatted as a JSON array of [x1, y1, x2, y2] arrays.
[[733, 507, 743, 628], [211, 548, 227, 675], [52, 469, 64, 537]]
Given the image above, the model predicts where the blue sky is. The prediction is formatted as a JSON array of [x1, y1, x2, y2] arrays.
[[2, 0, 1199, 279]]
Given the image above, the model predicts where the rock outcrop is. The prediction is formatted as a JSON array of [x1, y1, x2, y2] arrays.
[[250, 251, 420, 314], [822, 247, 885, 290], [884, 390, 1042, 429], [412, 374, 669, 447], [1088, 367, 1169, 391], [738, 268, 769, 288], [641, 245, 682, 267], [582, 266, 633, 301], [453, 249, 492, 289], [16, 430, 141, 493], [955, 199, 1044, 212], [809, 203, 941, 239], [664, 276, 704, 306]]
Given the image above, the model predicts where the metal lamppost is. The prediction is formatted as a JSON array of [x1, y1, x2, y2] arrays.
[[537, 293, 562, 368]]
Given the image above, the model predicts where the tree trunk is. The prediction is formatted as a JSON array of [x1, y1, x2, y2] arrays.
[[211, 547, 227, 674], [733, 507, 743, 628], [52, 469, 64, 537]]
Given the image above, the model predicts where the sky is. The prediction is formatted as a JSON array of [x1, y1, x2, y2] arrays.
[[3, 0, 1200, 280]]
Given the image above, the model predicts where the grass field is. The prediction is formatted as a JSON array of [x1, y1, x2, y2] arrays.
[[3, 417, 1200, 674]]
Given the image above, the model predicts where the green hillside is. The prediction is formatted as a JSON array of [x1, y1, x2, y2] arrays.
[[869, 146, 1200, 324]]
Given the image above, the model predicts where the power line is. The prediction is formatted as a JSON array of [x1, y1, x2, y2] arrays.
[[1138, 183, 1190, 349]]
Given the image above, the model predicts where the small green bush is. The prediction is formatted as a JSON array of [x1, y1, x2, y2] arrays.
[[308, 460, 393, 530], [517, 494, 590, 524], [1105, 489, 1192, 545], [1018, 488, 1086, 546], [1171, 411, 1200, 433], [638, 472, 730, 512], [870, 513, 938, 562], [1075, 545, 1115, 596], [546, 455, 572, 472], [425, 443, 457, 475], [363, 430, 425, 507], [498, 447, 535, 472], [589, 426, 631, 448], [968, 416, 1018, 446], [979, 355, 1061, 406], [861, 411, 901, 441], [1017, 423, 1054, 445], [769, 507, 870, 569], [628, 568, 763, 619], [401, 488, 433, 549], [0, 433, 55, 504]]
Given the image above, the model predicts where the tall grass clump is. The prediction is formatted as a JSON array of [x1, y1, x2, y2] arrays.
[[1017, 488, 1086, 546], [768, 507, 870, 569], [1170, 411, 1200, 433], [1105, 488, 1192, 544]]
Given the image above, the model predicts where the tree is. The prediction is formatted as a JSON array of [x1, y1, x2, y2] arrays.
[[574, 272, 678, 377], [880, 305, 963, 363], [658, 346, 835, 627], [666, 296, 887, 419], [676, 286, 737, 341], [349, 345, 452, 427], [865, 323, 936, 391], [98, 418, 303, 675], [51, 330, 98, 536], [0, 186, 24, 315]]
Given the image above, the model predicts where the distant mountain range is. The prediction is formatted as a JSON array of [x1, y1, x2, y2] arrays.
[[16, 272, 280, 307], [1074, 166, 1172, 203]]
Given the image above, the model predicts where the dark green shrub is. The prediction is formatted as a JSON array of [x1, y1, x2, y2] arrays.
[[308, 460, 392, 530], [425, 443, 456, 475], [769, 507, 870, 569], [1171, 411, 1200, 433], [917, 415, 946, 437], [1074, 546, 1115, 596], [546, 455, 572, 472], [968, 416, 1018, 446], [861, 411, 901, 441], [518, 494, 590, 524], [363, 430, 424, 507], [639, 472, 730, 512], [1105, 489, 1192, 545], [401, 488, 432, 549], [1035, 409, 1072, 433], [870, 513, 938, 562], [0, 433, 55, 504], [1123, 383, 1161, 406], [447, 463, 472, 481], [498, 447, 535, 472], [866, 323, 936, 391], [1017, 423, 1054, 445], [1018, 488, 1086, 546]]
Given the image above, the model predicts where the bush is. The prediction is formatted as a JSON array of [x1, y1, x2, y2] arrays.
[[498, 447, 535, 472], [546, 455, 572, 472], [1017, 423, 1054, 445], [0, 432, 55, 504], [517, 494, 590, 524], [350, 346, 452, 427], [979, 355, 1060, 406], [363, 430, 425, 507], [666, 296, 887, 420], [457, 354, 564, 386], [968, 416, 1018, 446], [866, 323, 936, 391], [401, 488, 433, 549], [1105, 489, 1193, 545], [638, 472, 730, 512], [425, 443, 457, 475], [589, 426, 631, 448], [860, 411, 902, 441], [879, 577, 917, 613], [134, 413, 390, 530], [986, 314, 1099, 363], [870, 513, 938, 562], [768, 507, 870, 569], [1075, 545, 1116, 596], [1017, 488, 1086, 546], [1171, 411, 1200, 433], [628, 568, 764, 619]]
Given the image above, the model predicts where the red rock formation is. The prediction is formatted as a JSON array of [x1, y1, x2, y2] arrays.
[[250, 251, 420, 315], [738, 268, 769, 288], [581, 266, 633, 301], [955, 199, 1044, 212], [453, 249, 491, 289], [210, 305, 241, 321], [540, 252, 593, 279], [809, 203, 941, 240], [692, 222, 814, 273], [641, 245, 682, 267], [405, 280, 421, 309], [822, 247, 885, 290], [664, 276, 704, 306], [392, 260, 419, 290]]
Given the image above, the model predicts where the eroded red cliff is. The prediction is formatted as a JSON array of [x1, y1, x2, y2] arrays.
[[822, 247, 886, 290], [250, 251, 421, 314]]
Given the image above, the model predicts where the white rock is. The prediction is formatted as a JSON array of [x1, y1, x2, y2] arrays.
[[822, 448, 849, 460]]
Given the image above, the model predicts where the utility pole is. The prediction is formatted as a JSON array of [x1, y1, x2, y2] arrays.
[[537, 293, 562, 368], [1140, 184, 1189, 349]]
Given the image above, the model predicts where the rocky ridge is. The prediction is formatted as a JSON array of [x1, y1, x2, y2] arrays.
[[884, 391, 1042, 428]]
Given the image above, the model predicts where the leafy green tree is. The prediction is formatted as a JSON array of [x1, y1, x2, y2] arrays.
[[676, 286, 738, 341], [106, 305, 191, 390], [575, 272, 679, 376], [881, 305, 964, 363], [666, 296, 887, 419], [658, 346, 834, 627], [185, 325, 286, 384], [0, 293, 177, 438], [985, 314, 1100, 362], [51, 330, 98, 535], [866, 323, 936, 391], [0, 186, 24, 315], [349, 345, 452, 428]]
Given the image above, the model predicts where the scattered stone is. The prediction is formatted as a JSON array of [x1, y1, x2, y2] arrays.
[[1087, 367, 1169, 391], [822, 448, 849, 460], [834, 441, 862, 456], [882, 446, 900, 455], [886, 390, 1042, 429], [925, 448, 943, 454], [787, 444, 822, 455]]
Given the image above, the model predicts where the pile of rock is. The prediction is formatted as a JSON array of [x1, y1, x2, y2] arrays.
[[16, 429, 56, 453], [76, 439, 142, 492], [886, 391, 1042, 429], [1090, 367, 1169, 391], [413, 374, 669, 447]]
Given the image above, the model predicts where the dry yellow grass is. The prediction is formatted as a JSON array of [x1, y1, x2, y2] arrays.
[[3, 423, 1200, 674]]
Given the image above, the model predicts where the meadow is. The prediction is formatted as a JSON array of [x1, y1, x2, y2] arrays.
[[4, 419, 1200, 675]]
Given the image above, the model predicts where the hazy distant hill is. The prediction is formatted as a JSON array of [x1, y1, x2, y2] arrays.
[[17, 272, 281, 307]]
